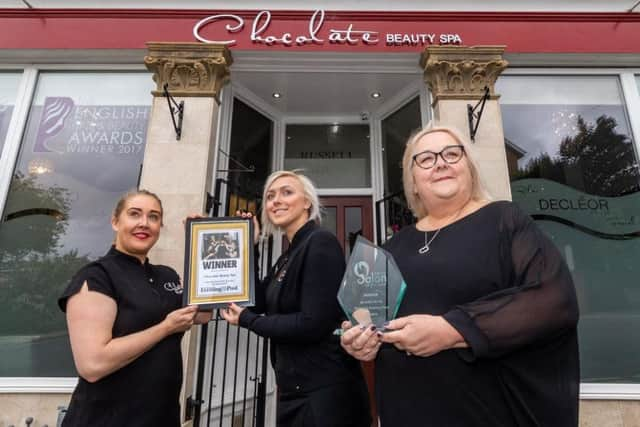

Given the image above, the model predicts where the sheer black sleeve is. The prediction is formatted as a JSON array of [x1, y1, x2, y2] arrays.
[[443, 203, 579, 359]]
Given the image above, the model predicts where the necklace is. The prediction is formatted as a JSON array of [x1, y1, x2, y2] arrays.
[[417, 202, 469, 254], [418, 228, 442, 254]]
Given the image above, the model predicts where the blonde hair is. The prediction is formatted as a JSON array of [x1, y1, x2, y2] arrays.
[[260, 170, 321, 238], [402, 123, 491, 219], [112, 189, 164, 226]]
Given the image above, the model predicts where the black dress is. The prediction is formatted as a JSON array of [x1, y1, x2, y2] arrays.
[[58, 247, 184, 427], [239, 221, 371, 427], [378, 201, 579, 427]]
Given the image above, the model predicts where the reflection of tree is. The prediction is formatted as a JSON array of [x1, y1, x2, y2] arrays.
[[514, 115, 640, 197], [2, 172, 69, 254], [0, 173, 90, 334]]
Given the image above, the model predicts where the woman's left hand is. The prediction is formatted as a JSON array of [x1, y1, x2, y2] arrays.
[[380, 315, 466, 357], [220, 302, 245, 325]]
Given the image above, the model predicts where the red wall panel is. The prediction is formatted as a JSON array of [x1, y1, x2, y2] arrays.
[[0, 9, 638, 53]]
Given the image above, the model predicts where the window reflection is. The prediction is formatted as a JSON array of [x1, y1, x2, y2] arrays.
[[0, 72, 153, 377], [224, 99, 273, 216], [498, 74, 640, 383]]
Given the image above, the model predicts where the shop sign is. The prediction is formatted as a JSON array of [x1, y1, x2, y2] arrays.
[[193, 10, 462, 48], [299, 151, 353, 159], [512, 178, 640, 237]]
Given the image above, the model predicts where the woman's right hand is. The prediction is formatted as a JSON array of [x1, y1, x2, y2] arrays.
[[235, 210, 261, 244], [163, 305, 199, 335], [340, 321, 382, 361]]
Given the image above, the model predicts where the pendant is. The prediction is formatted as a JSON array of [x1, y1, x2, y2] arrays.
[[418, 245, 430, 254]]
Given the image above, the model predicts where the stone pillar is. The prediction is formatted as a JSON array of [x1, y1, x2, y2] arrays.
[[143, 42, 233, 425], [420, 45, 511, 200]]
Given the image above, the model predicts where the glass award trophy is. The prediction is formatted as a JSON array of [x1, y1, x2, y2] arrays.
[[337, 236, 407, 329]]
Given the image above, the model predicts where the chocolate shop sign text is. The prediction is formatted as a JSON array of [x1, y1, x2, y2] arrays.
[[194, 10, 462, 47]]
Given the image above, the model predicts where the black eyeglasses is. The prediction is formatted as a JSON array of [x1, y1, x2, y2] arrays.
[[412, 145, 465, 170]]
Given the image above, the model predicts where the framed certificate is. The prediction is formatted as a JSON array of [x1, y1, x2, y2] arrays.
[[183, 217, 255, 309]]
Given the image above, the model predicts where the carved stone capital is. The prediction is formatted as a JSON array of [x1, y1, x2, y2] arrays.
[[144, 42, 233, 98], [420, 45, 508, 103]]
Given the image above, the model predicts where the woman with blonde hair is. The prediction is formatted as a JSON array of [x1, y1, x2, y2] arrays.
[[340, 123, 579, 426], [222, 170, 371, 427]]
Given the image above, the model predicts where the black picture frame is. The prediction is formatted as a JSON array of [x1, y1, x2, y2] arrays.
[[183, 217, 255, 309]]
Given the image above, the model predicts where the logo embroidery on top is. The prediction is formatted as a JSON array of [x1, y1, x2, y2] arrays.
[[163, 282, 183, 294]]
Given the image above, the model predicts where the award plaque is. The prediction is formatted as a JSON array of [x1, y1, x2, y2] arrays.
[[337, 236, 407, 328], [183, 217, 255, 309]]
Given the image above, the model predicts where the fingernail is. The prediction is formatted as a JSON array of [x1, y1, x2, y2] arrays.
[[359, 325, 367, 331], [383, 321, 390, 328], [376, 331, 383, 337], [370, 325, 376, 331]]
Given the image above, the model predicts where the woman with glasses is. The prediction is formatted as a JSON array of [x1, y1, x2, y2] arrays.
[[340, 123, 580, 426]]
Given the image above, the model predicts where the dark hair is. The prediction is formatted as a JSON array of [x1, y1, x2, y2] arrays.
[[112, 189, 164, 225]]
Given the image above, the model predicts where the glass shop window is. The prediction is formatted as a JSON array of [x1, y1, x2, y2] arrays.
[[0, 71, 153, 377], [284, 124, 371, 188], [223, 98, 273, 216], [380, 97, 421, 242], [497, 74, 640, 383]]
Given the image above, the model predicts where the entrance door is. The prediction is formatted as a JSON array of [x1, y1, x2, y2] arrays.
[[320, 195, 377, 426], [320, 196, 373, 258]]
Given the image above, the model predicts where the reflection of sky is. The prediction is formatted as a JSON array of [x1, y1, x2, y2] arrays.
[[7, 104, 149, 259], [501, 104, 634, 168]]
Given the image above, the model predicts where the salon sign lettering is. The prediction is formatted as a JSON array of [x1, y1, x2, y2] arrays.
[[512, 178, 640, 238], [193, 10, 463, 48]]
